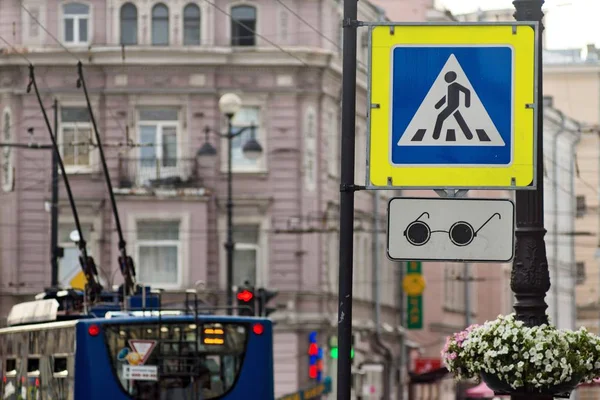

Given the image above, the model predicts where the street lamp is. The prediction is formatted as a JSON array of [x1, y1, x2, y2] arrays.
[[197, 93, 263, 315]]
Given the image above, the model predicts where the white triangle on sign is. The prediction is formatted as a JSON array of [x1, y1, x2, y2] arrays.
[[397, 54, 505, 147], [129, 340, 157, 364]]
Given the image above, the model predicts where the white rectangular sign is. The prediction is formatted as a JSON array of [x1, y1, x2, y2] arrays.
[[387, 197, 515, 262], [122, 365, 158, 381]]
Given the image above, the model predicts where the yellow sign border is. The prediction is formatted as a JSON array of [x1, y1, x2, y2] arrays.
[[368, 23, 538, 189]]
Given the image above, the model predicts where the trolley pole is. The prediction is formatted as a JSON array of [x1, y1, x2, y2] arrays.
[[51, 99, 60, 287], [336, 0, 359, 398]]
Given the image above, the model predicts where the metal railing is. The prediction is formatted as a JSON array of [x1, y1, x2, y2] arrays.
[[118, 157, 201, 189]]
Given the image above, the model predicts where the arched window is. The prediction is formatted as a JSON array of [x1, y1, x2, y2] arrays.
[[120, 3, 137, 45], [152, 3, 169, 45], [63, 2, 90, 45], [183, 3, 201, 45], [231, 5, 256, 46]]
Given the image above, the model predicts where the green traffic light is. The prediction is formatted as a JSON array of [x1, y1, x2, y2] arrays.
[[330, 347, 338, 359], [329, 347, 353, 359]]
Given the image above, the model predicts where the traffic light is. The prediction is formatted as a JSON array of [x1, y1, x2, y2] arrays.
[[257, 288, 279, 317], [236, 282, 256, 316], [328, 335, 355, 361]]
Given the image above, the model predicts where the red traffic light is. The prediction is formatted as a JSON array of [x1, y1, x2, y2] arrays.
[[237, 289, 254, 302]]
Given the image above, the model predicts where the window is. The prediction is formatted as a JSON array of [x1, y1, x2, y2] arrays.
[[136, 220, 181, 286], [278, 10, 288, 42], [576, 262, 586, 285], [303, 107, 317, 192], [230, 106, 260, 170], [363, 237, 370, 300], [60, 107, 92, 168], [443, 263, 464, 312], [58, 222, 94, 289], [183, 3, 201, 45], [233, 224, 260, 287], [104, 322, 247, 399], [63, 3, 89, 45], [2, 109, 13, 192], [328, 232, 339, 293], [231, 5, 256, 46], [152, 3, 169, 45], [138, 108, 179, 183], [355, 125, 366, 185], [28, 7, 40, 38], [120, 3, 137, 45], [327, 110, 339, 176]]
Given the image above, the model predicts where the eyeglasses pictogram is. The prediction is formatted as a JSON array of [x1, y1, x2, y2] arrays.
[[403, 212, 502, 247]]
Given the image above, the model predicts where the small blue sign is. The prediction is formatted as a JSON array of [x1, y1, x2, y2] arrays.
[[390, 46, 513, 166]]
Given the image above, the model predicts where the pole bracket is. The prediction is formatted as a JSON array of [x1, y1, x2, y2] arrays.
[[340, 184, 365, 192], [342, 18, 361, 28]]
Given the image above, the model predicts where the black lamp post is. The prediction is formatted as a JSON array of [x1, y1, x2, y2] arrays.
[[197, 93, 263, 315], [511, 1, 551, 399]]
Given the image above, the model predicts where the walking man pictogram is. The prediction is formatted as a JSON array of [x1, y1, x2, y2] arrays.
[[433, 71, 473, 140]]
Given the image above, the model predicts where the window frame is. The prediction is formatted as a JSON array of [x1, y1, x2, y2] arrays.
[[61, 1, 92, 46], [2, 107, 14, 193], [326, 107, 339, 178], [119, 2, 138, 46], [58, 105, 95, 172], [229, 3, 258, 46], [57, 216, 102, 287], [136, 108, 180, 158], [182, 2, 201, 46], [151, 2, 170, 46], [232, 225, 261, 287], [219, 97, 267, 174], [219, 215, 269, 289], [130, 213, 190, 290]]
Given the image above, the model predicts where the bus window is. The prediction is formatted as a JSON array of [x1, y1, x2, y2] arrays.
[[3, 358, 17, 400], [53, 356, 68, 376], [5, 359, 16, 377], [26, 358, 39, 374], [104, 322, 248, 399]]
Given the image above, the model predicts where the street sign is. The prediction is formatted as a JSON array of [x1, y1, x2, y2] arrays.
[[406, 261, 423, 330], [414, 358, 443, 374], [403, 273, 426, 296], [388, 197, 515, 262], [367, 22, 539, 189]]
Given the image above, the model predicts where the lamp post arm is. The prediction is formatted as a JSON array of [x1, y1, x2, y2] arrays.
[[205, 125, 256, 140]]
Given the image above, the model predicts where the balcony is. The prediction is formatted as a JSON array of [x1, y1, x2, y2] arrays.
[[118, 157, 201, 189]]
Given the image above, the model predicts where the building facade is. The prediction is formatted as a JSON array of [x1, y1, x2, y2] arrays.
[[542, 46, 600, 335], [0, 0, 422, 398]]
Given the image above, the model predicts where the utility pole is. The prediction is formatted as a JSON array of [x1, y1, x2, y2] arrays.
[[398, 262, 406, 400], [464, 263, 472, 327], [336, 0, 359, 398], [50, 99, 59, 287], [511, 1, 551, 399]]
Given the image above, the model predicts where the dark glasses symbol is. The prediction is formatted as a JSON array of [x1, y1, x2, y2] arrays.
[[403, 212, 502, 247]]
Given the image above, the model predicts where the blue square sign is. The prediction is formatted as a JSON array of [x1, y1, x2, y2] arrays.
[[390, 46, 513, 166]]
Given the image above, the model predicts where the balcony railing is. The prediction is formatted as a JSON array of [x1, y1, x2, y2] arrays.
[[118, 157, 201, 189]]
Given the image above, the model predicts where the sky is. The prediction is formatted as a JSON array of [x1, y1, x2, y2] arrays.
[[438, 0, 600, 50]]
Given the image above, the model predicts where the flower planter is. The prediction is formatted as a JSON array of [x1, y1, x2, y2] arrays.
[[481, 370, 582, 399], [441, 314, 600, 399]]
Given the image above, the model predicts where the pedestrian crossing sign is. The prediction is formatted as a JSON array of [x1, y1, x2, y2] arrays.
[[367, 23, 539, 189]]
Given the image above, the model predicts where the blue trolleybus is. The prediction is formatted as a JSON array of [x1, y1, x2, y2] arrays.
[[0, 290, 275, 399]]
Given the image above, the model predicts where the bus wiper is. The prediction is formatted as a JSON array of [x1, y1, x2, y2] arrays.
[[27, 65, 103, 300], [76, 62, 138, 298]]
